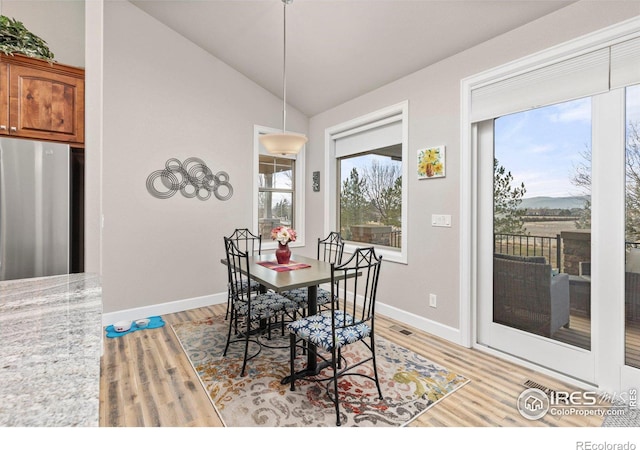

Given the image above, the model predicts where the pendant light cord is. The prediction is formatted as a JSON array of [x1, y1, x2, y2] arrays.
[[282, 0, 288, 134]]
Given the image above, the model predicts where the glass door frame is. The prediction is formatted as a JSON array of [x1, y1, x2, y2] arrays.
[[461, 18, 640, 391], [475, 118, 596, 384]]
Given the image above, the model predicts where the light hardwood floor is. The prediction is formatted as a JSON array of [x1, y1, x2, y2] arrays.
[[543, 313, 640, 368], [99, 304, 607, 427]]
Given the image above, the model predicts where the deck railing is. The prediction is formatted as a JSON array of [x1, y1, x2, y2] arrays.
[[390, 230, 401, 248], [494, 233, 562, 269], [494, 234, 640, 271]]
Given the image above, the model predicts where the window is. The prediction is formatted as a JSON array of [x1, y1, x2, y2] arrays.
[[338, 146, 402, 249], [254, 125, 305, 248], [325, 101, 408, 263], [258, 155, 295, 239]]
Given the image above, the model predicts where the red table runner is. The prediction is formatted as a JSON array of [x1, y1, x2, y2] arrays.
[[256, 260, 312, 272]]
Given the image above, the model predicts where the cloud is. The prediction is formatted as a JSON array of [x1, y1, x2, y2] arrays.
[[519, 175, 578, 197], [526, 144, 555, 154]]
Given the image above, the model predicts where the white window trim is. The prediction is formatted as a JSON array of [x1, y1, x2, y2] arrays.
[[324, 101, 409, 264], [253, 124, 306, 250]]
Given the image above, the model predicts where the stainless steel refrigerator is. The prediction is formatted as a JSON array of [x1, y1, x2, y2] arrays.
[[0, 137, 70, 281]]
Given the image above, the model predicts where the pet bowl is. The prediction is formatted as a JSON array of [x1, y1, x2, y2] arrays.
[[113, 320, 132, 333], [135, 318, 150, 329]]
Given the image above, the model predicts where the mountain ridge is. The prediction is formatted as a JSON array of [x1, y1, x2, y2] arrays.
[[519, 195, 589, 210]]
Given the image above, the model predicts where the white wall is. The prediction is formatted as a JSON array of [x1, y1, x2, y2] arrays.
[[305, 0, 640, 335], [100, 0, 308, 313], [0, 0, 85, 68]]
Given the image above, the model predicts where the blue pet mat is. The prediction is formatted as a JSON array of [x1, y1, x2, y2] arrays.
[[105, 316, 165, 338]]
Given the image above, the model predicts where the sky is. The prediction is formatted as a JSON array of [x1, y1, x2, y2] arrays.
[[495, 85, 640, 199], [339, 153, 401, 185], [495, 97, 592, 199]]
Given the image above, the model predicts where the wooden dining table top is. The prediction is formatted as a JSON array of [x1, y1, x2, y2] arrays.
[[250, 254, 334, 292], [221, 253, 333, 293]]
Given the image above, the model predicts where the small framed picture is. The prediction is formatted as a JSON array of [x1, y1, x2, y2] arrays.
[[417, 145, 445, 179]]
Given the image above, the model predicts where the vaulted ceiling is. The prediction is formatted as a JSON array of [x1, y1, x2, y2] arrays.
[[131, 0, 576, 117]]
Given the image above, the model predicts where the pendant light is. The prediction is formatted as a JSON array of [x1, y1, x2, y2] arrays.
[[259, 0, 308, 155]]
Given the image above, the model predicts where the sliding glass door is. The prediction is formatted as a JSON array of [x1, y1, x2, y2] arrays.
[[477, 96, 596, 382], [478, 87, 640, 386], [493, 97, 593, 350], [625, 84, 640, 373], [468, 21, 640, 393]]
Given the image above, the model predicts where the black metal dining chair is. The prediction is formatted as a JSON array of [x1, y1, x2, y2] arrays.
[[286, 247, 383, 426], [223, 237, 298, 376], [225, 228, 262, 320], [282, 231, 345, 311]]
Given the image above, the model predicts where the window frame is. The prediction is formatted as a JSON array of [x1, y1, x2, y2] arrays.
[[254, 125, 306, 250], [324, 101, 409, 264]]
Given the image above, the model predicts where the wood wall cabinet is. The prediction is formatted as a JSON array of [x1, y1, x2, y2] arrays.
[[0, 54, 84, 144]]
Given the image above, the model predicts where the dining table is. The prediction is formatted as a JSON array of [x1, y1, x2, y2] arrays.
[[221, 252, 334, 383]]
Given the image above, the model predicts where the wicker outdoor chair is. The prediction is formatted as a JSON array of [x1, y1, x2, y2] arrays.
[[493, 254, 570, 338]]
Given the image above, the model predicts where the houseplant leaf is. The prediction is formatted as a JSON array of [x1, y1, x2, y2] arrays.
[[0, 15, 55, 62]]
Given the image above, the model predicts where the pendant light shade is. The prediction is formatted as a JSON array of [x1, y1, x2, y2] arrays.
[[260, 132, 308, 155], [260, 0, 307, 155]]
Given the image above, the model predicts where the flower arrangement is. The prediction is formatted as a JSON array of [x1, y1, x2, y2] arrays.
[[271, 226, 297, 246]]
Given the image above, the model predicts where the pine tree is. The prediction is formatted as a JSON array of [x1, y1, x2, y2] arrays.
[[494, 158, 528, 235], [340, 168, 369, 239]]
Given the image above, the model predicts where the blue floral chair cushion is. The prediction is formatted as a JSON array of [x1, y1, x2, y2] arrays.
[[282, 287, 333, 307], [286, 310, 371, 351], [233, 277, 260, 292], [233, 291, 298, 320]]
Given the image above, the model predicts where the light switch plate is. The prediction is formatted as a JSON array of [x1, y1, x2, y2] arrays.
[[431, 214, 451, 227]]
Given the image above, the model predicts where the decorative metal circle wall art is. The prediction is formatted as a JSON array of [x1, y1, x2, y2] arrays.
[[146, 157, 234, 201]]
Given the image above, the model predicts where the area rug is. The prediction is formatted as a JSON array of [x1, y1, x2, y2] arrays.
[[172, 315, 470, 427]]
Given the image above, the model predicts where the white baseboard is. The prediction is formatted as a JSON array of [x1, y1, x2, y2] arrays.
[[473, 342, 598, 391], [102, 291, 227, 326], [102, 292, 464, 349], [376, 301, 464, 345]]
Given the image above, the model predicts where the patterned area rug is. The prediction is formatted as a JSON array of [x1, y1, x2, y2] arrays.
[[172, 315, 470, 427]]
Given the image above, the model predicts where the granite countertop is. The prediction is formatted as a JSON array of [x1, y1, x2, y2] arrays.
[[0, 273, 102, 426]]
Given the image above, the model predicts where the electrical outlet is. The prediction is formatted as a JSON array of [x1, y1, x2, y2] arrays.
[[429, 293, 437, 308]]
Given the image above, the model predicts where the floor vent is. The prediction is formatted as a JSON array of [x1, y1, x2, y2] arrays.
[[523, 379, 556, 395], [389, 325, 413, 336]]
